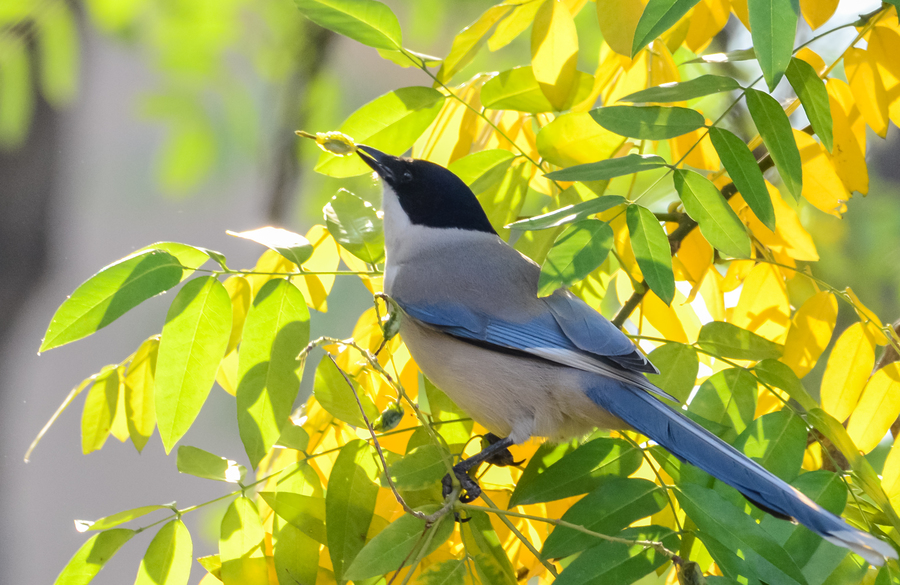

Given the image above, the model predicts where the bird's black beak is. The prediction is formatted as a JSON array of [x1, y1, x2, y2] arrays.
[[357, 145, 394, 180]]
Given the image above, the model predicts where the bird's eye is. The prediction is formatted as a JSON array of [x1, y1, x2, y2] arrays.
[[401, 170, 413, 183]]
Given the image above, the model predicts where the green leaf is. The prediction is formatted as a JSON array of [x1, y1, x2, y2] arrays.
[[0, 40, 31, 148], [733, 410, 806, 483], [377, 48, 441, 69], [273, 516, 318, 585], [324, 189, 385, 263], [76, 505, 166, 533], [315, 87, 445, 177], [448, 149, 516, 196], [436, 4, 514, 84], [774, 471, 847, 568], [176, 445, 247, 483], [621, 74, 741, 103], [38, 3, 79, 107], [542, 478, 667, 558], [676, 483, 809, 585], [345, 510, 453, 580], [697, 321, 784, 360], [508, 196, 626, 231], [684, 48, 758, 64], [460, 511, 517, 585], [228, 227, 313, 267], [645, 343, 698, 405], [137, 242, 212, 275], [708, 127, 775, 230], [420, 559, 467, 585], [545, 154, 668, 182], [481, 66, 594, 113], [155, 277, 232, 453], [673, 169, 752, 258], [219, 497, 268, 585], [293, 0, 402, 50], [626, 204, 675, 305], [749, 0, 799, 91], [390, 444, 448, 490], [690, 368, 758, 438], [509, 437, 642, 507], [785, 57, 833, 152], [631, 0, 703, 56], [236, 279, 310, 468], [54, 529, 134, 585], [422, 376, 473, 451], [81, 365, 119, 454], [124, 337, 158, 453], [538, 220, 614, 297], [752, 359, 817, 411], [313, 354, 379, 427], [327, 439, 380, 582], [745, 88, 803, 200], [554, 526, 679, 585], [591, 105, 706, 140], [276, 423, 310, 451], [134, 520, 192, 585], [260, 492, 327, 544], [40, 250, 183, 352]]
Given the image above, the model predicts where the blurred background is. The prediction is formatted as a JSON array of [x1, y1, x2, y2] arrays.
[[1, 1, 898, 583]]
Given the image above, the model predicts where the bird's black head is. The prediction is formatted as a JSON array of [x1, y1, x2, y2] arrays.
[[357, 145, 496, 234]]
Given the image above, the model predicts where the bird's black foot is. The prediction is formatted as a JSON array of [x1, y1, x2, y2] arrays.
[[482, 433, 525, 467], [442, 464, 482, 504]]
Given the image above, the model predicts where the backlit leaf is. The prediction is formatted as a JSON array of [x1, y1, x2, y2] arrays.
[[734, 410, 806, 482], [844, 47, 889, 138], [436, 4, 513, 83], [697, 321, 783, 360], [219, 497, 267, 585], [538, 219, 614, 296], [324, 189, 385, 264], [590, 105, 706, 139], [753, 359, 817, 411], [631, 0, 703, 56], [54, 529, 134, 585], [536, 111, 626, 168], [544, 154, 668, 182], [690, 367, 758, 438], [390, 444, 448, 490], [626, 204, 675, 305], [124, 337, 158, 453], [846, 363, 900, 453], [674, 169, 751, 258], [785, 57, 832, 152], [134, 520, 192, 585], [81, 365, 118, 455], [155, 277, 232, 453], [819, 322, 875, 423], [326, 439, 380, 582], [315, 87, 445, 177], [313, 354, 378, 426], [41, 250, 183, 352], [745, 88, 803, 200], [730, 262, 790, 343], [748, 0, 799, 90], [709, 126, 775, 230], [460, 511, 517, 585], [260, 492, 326, 543], [448, 149, 516, 196], [793, 129, 847, 217], [508, 196, 626, 230], [481, 66, 593, 113], [177, 445, 246, 483], [684, 47, 758, 64], [38, 3, 79, 107], [780, 291, 837, 378], [531, 0, 579, 110], [620, 74, 740, 103], [273, 516, 318, 585], [596, 0, 646, 56], [294, 0, 402, 50], [228, 227, 313, 267], [77, 505, 166, 533], [645, 343, 698, 405]]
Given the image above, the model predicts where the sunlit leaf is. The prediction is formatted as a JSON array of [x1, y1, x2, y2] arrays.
[[134, 520, 192, 585], [749, 0, 799, 90], [536, 111, 627, 168], [844, 47, 889, 138], [596, 0, 646, 56], [38, 3, 79, 107], [745, 88, 802, 200], [124, 337, 158, 453], [645, 342, 698, 405], [590, 105, 706, 139], [708, 126, 775, 230], [390, 444, 448, 490], [137, 242, 212, 276], [315, 87, 445, 177], [734, 410, 806, 482], [276, 422, 310, 451], [448, 149, 516, 196], [324, 189, 385, 264], [753, 359, 817, 412], [620, 74, 740, 103], [674, 169, 751, 258], [77, 505, 166, 533], [260, 492, 326, 544], [293, 0, 402, 50], [537, 220, 614, 296], [81, 366, 119, 454], [531, 0, 579, 110], [780, 291, 837, 378], [819, 322, 876, 423], [690, 367, 758, 438], [785, 57, 832, 152], [631, 0, 703, 56], [545, 154, 668, 182], [846, 363, 900, 453], [730, 262, 791, 343], [236, 278, 310, 468], [793, 129, 847, 217], [326, 439, 380, 582], [420, 559, 467, 585], [697, 321, 783, 360], [228, 227, 313, 267], [508, 196, 626, 230], [219, 497, 267, 585], [273, 515, 318, 585], [40, 250, 183, 352], [155, 277, 232, 452], [684, 47, 757, 64], [436, 4, 513, 83], [54, 529, 134, 585], [626, 204, 675, 305], [460, 511, 517, 585], [0, 40, 31, 148], [481, 66, 594, 113], [177, 445, 246, 483], [313, 354, 379, 426]]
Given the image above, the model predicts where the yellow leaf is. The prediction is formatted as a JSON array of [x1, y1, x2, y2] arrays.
[[673, 228, 713, 286], [793, 129, 849, 218], [795, 47, 826, 76], [611, 214, 643, 284], [223, 276, 251, 353], [867, 26, 900, 129], [649, 40, 681, 89], [220, 498, 268, 585], [732, 184, 818, 262], [780, 291, 837, 378], [437, 4, 514, 84], [216, 350, 239, 396], [605, 50, 649, 104], [846, 287, 888, 344], [290, 225, 340, 312], [720, 258, 754, 292], [846, 363, 900, 453], [596, 0, 646, 56], [820, 322, 876, 422], [81, 365, 118, 454], [536, 111, 626, 167], [670, 125, 719, 171], [699, 269, 726, 322], [826, 79, 868, 195], [489, 1, 546, 52], [643, 291, 688, 343], [729, 263, 790, 343], [125, 337, 158, 452], [685, 0, 731, 53], [881, 438, 900, 511], [414, 81, 482, 167], [339, 248, 382, 295], [109, 365, 129, 442], [844, 48, 889, 138], [799, 0, 837, 30], [731, 0, 750, 30], [532, 0, 579, 111]]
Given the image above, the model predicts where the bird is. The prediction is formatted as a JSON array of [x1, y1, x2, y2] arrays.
[[355, 144, 898, 566]]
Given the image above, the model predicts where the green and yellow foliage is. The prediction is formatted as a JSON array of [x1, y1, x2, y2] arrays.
[[18, 0, 900, 583]]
